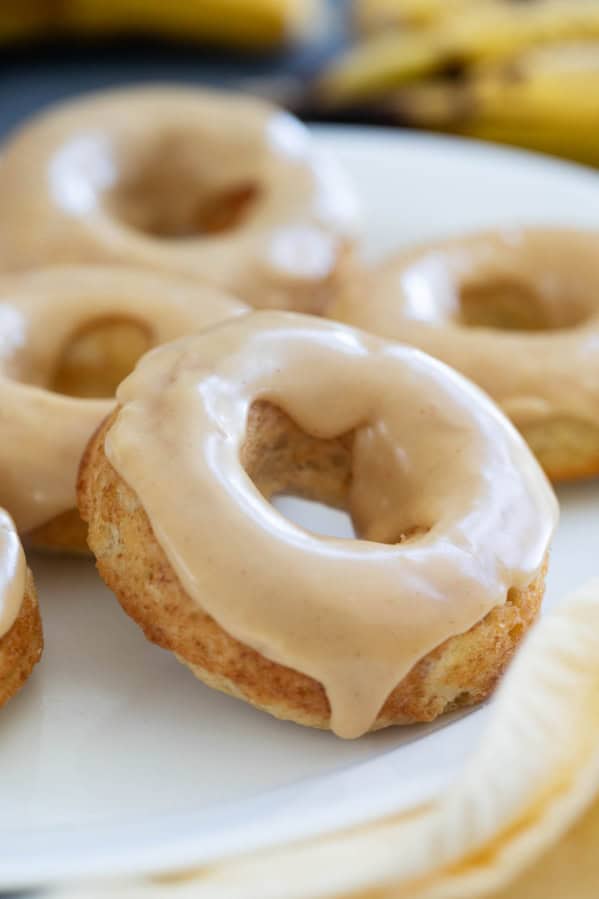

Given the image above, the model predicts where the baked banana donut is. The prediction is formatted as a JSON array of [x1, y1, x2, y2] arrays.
[[0, 265, 246, 552], [333, 227, 599, 481], [0, 86, 358, 314], [0, 509, 42, 709], [78, 312, 556, 738]]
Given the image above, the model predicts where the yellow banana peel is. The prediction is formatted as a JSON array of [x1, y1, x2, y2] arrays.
[[319, 29, 447, 105], [389, 43, 599, 125], [384, 40, 599, 167], [353, 0, 486, 32], [460, 120, 599, 168], [320, 0, 599, 105], [0, 0, 319, 48], [0, 0, 55, 41], [449, 0, 599, 67]]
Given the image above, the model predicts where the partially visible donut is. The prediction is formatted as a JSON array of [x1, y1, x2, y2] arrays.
[[78, 312, 556, 738], [0, 510, 42, 709], [333, 227, 599, 481], [0, 86, 358, 314], [0, 265, 247, 552]]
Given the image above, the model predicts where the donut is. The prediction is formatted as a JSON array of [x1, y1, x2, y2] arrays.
[[0, 265, 247, 552], [0, 509, 43, 709], [0, 86, 358, 314], [78, 312, 556, 738], [333, 227, 599, 481]]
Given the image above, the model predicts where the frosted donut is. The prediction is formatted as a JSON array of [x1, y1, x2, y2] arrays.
[[0, 86, 358, 314], [0, 265, 247, 552], [0, 510, 42, 709], [333, 227, 599, 481], [78, 312, 556, 738]]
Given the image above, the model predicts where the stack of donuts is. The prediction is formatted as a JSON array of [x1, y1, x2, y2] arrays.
[[4, 84, 587, 739]]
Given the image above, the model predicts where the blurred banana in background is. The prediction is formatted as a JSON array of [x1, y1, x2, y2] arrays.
[[353, 0, 483, 31], [318, 0, 599, 167], [0, 0, 320, 49]]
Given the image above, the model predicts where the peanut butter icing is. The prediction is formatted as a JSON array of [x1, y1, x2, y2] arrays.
[[334, 227, 599, 430], [0, 265, 247, 532], [0, 509, 26, 640], [0, 86, 358, 313], [105, 312, 557, 738]]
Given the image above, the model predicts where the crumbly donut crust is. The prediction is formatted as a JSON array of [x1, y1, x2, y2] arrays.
[[0, 569, 43, 709]]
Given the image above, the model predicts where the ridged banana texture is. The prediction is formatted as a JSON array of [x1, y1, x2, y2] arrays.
[[0, 0, 319, 48]]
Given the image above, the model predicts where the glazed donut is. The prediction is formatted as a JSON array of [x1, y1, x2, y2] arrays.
[[0, 509, 42, 709], [78, 312, 556, 738], [333, 227, 599, 481], [0, 86, 358, 314], [0, 265, 246, 552]]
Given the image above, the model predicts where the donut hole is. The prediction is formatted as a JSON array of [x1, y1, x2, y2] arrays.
[[51, 317, 152, 398], [242, 401, 429, 544], [105, 157, 259, 238], [459, 279, 589, 331], [274, 496, 356, 539]]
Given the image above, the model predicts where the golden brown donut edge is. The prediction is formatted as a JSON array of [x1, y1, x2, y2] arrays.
[[0, 569, 43, 709]]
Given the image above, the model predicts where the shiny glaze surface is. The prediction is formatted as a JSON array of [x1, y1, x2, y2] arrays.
[[0, 509, 26, 639], [106, 312, 557, 738], [0, 266, 246, 532], [0, 87, 358, 312], [334, 227, 599, 428]]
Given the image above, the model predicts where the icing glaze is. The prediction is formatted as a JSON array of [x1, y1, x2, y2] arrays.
[[0, 87, 359, 313], [334, 227, 599, 430], [105, 312, 557, 738]]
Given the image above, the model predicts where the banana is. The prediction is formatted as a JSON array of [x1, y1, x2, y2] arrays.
[[318, 30, 447, 106], [381, 41, 599, 166], [461, 47, 599, 163], [353, 0, 482, 32], [319, 1, 599, 106], [384, 80, 469, 127], [0, 0, 318, 48], [0, 0, 54, 41], [460, 120, 599, 168], [387, 43, 599, 127], [448, 1, 599, 67]]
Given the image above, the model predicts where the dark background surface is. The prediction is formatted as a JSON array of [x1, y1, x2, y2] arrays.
[[0, 0, 350, 139]]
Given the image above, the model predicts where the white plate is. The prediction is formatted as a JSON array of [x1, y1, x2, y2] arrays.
[[2, 127, 599, 890]]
